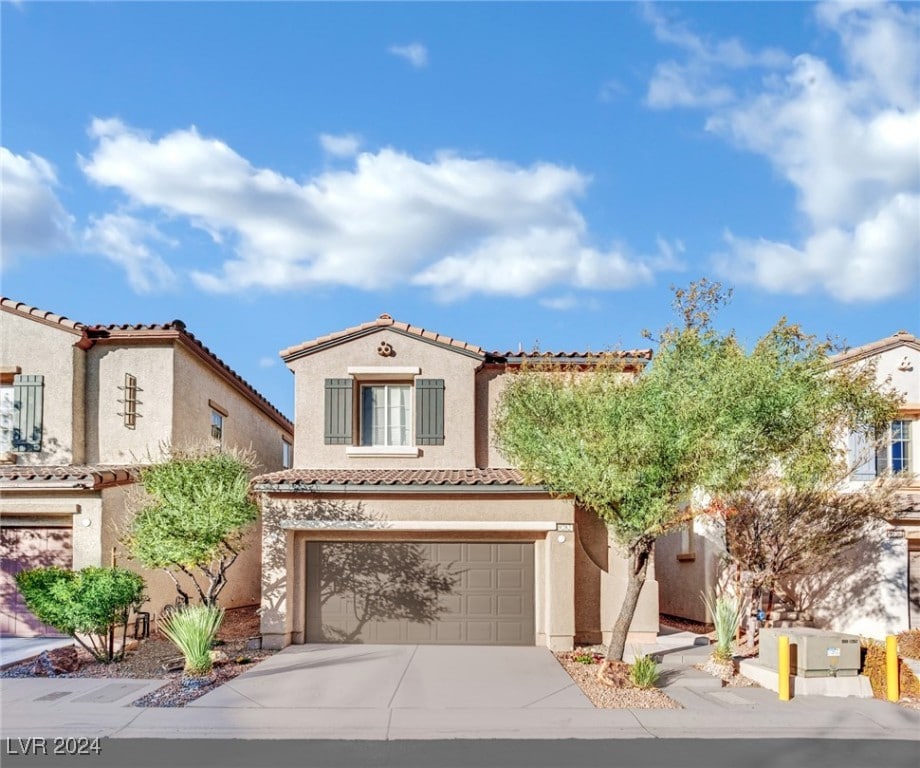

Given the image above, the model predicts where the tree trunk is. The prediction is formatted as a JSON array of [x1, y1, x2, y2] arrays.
[[599, 541, 651, 679]]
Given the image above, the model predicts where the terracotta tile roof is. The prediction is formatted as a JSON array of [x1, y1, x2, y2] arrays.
[[281, 314, 486, 361], [280, 313, 653, 366], [253, 467, 533, 489], [829, 330, 920, 366], [0, 298, 84, 334], [86, 322, 292, 432], [487, 349, 653, 363], [0, 464, 140, 489], [1, 296, 292, 433]]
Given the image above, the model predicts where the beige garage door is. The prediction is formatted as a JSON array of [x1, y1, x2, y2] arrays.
[[1, 526, 72, 637], [306, 541, 535, 645]]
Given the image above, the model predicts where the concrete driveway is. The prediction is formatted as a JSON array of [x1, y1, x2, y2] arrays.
[[191, 644, 592, 710]]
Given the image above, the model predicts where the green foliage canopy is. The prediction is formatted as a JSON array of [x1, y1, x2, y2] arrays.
[[125, 448, 259, 605], [15, 566, 145, 663]]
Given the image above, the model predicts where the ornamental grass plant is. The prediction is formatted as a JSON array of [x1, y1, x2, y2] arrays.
[[629, 652, 660, 689], [701, 591, 745, 662], [159, 604, 225, 676]]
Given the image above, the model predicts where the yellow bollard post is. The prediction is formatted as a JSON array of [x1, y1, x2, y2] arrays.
[[778, 635, 791, 701], [886, 635, 899, 703]]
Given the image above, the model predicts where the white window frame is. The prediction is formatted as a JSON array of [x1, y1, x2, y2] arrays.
[[0, 384, 13, 454], [282, 437, 293, 469], [359, 383, 412, 448], [210, 409, 224, 446], [878, 419, 912, 475]]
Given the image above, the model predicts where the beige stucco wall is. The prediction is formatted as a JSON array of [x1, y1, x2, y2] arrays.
[[85, 343, 176, 465], [172, 344, 291, 474], [259, 491, 659, 651], [0, 312, 85, 464], [100, 483, 262, 616], [475, 366, 512, 468], [0, 491, 100, 568], [288, 330, 481, 469], [656, 519, 725, 624]]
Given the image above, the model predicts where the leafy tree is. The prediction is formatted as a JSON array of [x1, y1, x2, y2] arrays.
[[15, 566, 145, 663], [708, 472, 900, 616], [124, 446, 259, 606], [493, 280, 898, 675]]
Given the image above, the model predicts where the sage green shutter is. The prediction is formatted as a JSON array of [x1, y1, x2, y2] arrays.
[[13, 374, 44, 452], [416, 379, 445, 445], [324, 379, 353, 444]]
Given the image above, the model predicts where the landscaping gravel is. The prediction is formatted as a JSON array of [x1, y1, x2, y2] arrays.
[[0, 606, 276, 707], [554, 652, 682, 709]]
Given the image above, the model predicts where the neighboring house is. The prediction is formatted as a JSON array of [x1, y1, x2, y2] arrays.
[[0, 298, 294, 636], [656, 330, 920, 639], [254, 314, 656, 651]]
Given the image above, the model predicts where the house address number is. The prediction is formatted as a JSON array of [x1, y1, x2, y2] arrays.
[[557, 523, 574, 532]]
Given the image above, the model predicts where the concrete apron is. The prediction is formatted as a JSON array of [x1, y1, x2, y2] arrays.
[[2, 643, 919, 740], [0, 637, 75, 669]]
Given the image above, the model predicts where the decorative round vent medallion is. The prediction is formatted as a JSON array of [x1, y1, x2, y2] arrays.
[[377, 341, 395, 357]]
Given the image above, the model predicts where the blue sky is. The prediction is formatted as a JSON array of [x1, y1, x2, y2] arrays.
[[2, 2, 918, 419]]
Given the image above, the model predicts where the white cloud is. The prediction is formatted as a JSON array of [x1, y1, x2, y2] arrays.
[[388, 42, 428, 69], [319, 133, 361, 158], [79, 118, 663, 298], [0, 147, 74, 259], [707, 3, 920, 301], [648, 2, 920, 302], [258, 356, 277, 368], [83, 213, 177, 293], [643, 4, 788, 109]]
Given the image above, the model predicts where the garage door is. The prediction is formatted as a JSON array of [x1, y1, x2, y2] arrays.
[[306, 541, 534, 645], [0, 526, 72, 637]]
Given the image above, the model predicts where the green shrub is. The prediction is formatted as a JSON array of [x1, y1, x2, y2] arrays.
[[15, 566, 146, 663], [630, 653, 660, 689], [701, 591, 745, 662], [159, 604, 225, 676]]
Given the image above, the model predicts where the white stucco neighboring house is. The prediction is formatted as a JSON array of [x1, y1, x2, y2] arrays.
[[0, 298, 294, 636], [655, 330, 920, 640]]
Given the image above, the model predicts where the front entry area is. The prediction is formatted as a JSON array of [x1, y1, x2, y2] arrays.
[[305, 541, 535, 645]]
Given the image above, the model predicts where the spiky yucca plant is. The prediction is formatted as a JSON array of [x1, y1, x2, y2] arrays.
[[701, 591, 745, 662], [160, 604, 225, 676]]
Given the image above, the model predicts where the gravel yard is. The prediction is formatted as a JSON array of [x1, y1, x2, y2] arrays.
[[553, 652, 682, 709], [0, 606, 276, 707]]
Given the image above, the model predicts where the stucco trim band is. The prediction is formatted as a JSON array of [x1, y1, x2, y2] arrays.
[[256, 483, 547, 494], [281, 519, 560, 532]]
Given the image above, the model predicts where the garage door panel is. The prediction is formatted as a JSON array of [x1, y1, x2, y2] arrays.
[[306, 541, 534, 645], [1, 527, 72, 637]]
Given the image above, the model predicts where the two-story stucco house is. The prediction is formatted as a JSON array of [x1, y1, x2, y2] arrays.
[[254, 314, 657, 652], [0, 298, 294, 636], [655, 330, 920, 639]]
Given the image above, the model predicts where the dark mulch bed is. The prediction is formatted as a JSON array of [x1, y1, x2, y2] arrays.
[[0, 606, 275, 707]]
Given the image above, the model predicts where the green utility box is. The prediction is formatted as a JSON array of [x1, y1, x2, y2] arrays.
[[759, 627, 861, 678]]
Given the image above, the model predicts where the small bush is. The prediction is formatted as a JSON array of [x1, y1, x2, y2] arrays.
[[573, 650, 602, 664], [160, 604, 225, 676], [897, 629, 920, 661], [15, 566, 145, 663], [630, 653, 660, 689], [701, 591, 745, 662], [862, 640, 920, 700]]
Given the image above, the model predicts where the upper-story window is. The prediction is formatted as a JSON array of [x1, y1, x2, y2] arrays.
[[851, 419, 913, 480], [361, 384, 411, 447], [0, 384, 13, 453], [324, 376, 444, 450], [209, 400, 228, 447], [282, 437, 293, 469], [0, 372, 43, 453], [877, 419, 911, 475], [119, 373, 139, 429]]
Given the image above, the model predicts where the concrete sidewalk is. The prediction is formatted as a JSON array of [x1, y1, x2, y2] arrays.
[[2, 642, 919, 740]]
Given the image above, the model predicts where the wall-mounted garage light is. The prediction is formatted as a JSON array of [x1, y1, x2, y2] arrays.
[[557, 534, 566, 543], [81, 518, 92, 527]]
